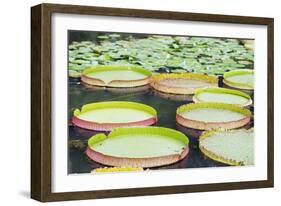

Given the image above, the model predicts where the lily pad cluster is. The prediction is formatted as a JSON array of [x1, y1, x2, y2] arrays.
[[68, 34, 254, 77]]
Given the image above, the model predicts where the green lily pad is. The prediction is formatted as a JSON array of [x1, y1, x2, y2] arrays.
[[223, 69, 254, 90], [73, 101, 157, 131], [86, 127, 189, 167], [68, 34, 254, 77], [193, 87, 252, 106], [82, 65, 151, 87], [199, 129, 254, 165]]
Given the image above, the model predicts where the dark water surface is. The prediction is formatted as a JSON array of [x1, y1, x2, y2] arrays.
[[67, 78, 254, 174]]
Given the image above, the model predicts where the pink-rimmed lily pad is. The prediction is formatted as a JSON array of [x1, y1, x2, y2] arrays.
[[86, 127, 189, 168], [72, 101, 157, 131], [176, 102, 252, 130]]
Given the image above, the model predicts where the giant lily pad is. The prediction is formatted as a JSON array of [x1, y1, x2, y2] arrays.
[[86, 127, 189, 167], [199, 129, 254, 165], [150, 73, 218, 95], [193, 87, 252, 107], [81, 65, 152, 88], [176, 103, 251, 130], [72, 101, 157, 131], [223, 69, 254, 90]]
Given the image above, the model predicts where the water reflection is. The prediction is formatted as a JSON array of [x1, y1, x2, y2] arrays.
[[82, 82, 151, 94], [153, 90, 193, 102]]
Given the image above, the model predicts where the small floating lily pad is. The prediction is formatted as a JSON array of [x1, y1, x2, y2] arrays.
[[81, 65, 152, 88], [68, 35, 254, 76], [72, 101, 157, 131], [193, 87, 252, 107], [69, 70, 81, 78], [150, 73, 218, 94], [223, 69, 254, 90], [199, 129, 254, 165], [243, 40, 254, 50], [86, 127, 189, 167], [176, 103, 251, 130]]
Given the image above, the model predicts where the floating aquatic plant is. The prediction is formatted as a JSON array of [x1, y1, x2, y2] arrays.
[[68, 34, 254, 77], [86, 127, 189, 168]]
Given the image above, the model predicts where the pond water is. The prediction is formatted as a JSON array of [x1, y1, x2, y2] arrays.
[[68, 78, 254, 174]]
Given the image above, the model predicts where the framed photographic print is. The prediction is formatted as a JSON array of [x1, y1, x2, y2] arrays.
[[31, 3, 274, 202]]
